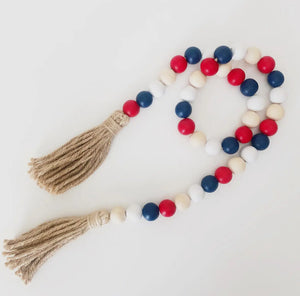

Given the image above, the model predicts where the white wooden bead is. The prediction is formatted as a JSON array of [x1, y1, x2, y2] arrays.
[[216, 62, 232, 77], [232, 43, 247, 61], [159, 68, 176, 86], [189, 70, 206, 88], [174, 193, 191, 210], [180, 85, 197, 102], [241, 146, 258, 163], [245, 47, 261, 64], [189, 131, 207, 147], [246, 95, 267, 111], [242, 110, 260, 128], [188, 184, 204, 202], [126, 204, 142, 222], [228, 157, 246, 174], [205, 139, 221, 156], [270, 87, 286, 103], [149, 80, 165, 98], [266, 104, 285, 121], [110, 207, 126, 224]]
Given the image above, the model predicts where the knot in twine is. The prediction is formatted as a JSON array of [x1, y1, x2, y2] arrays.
[[87, 210, 110, 229], [103, 110, 130, 135]]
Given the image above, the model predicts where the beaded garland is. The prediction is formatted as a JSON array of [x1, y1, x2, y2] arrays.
[[3, 43, 286, 284], [121, 44, 285, 223]]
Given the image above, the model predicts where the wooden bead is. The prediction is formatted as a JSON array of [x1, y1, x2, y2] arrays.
[[242, 111, 260, 128], [126, 204, 142, 222], [266, 104, 285, 121], [245, 47, 261, 64], [174, 193, 191, 211], [241, 146, 258, 163], [180, 85, 197, 101], [189, 70, 206, 88], [228, 157, 246, 174], [188, 184, 204, 202], [159, 68, 176, 86], [232, 43, 247, 61], [149, 80, 165, 98], [216, 62, 232, 77], [110, 207, 126, 224], [270, 87, 286, 103], [205, 139, 221, 155], [246, 95, 267, 111], [159, 199, 176, 217], [189, 131, 207, 147]]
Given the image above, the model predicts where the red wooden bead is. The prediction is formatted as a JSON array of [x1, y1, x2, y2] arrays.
[[200, 58, 219, 76], [235, 126, 253, 143], [215, 166, 232, 184], [170, 55, 187, 73], [123, 100, 140, 117], [178, 118, 195, 135], [159, 199, 176, 217], [227, 68, 246, 86], [257, 56, 275, 74], [259, 119, 278, 136]]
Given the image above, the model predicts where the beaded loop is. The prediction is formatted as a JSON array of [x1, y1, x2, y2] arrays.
[[118, 44, 285, 222]]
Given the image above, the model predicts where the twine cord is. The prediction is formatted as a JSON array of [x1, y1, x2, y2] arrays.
[[28, 110, 129, 194], [3, 210, 110, 284]]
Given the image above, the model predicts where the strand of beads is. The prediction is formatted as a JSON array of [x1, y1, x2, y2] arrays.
[[111, 45, 285, 224], [122, 46, 201, 118], [175, 44, 261, 156], [177, 46, 285, 159]]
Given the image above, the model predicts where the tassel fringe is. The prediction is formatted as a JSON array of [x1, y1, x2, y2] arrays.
[[29, 110, 129, 194], [3, 210, 110, 284]]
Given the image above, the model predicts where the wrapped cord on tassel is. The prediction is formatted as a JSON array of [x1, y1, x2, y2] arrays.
[[29, 110, 130, 194], [3, 210, 110, 284]]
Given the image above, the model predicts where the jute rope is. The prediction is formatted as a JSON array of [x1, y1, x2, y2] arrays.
[[29, 111, 130, 194], [3, 210, 110, 284]]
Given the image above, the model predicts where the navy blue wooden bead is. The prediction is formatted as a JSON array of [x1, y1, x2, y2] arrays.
[[222, 137, 239, 154], [175, 101, 192, 118], [214, 45, 233, 64], [251, 133, 270, 150], [142, 202, 159, 221], [267, 70, 284, 88], [136, 91, 153, 108], [184, 47, 202, 64], [201, 175, 219, 193], [240, 79, 259, 97]]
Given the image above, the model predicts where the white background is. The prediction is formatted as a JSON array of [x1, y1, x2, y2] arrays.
[[0, 0, 299, 295]]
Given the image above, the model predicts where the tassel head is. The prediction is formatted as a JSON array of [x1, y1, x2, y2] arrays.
[[29, 110, 129, 194], [3, 210, 110, 284]]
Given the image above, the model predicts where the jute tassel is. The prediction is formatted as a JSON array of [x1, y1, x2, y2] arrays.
[[29, 110, 130, 194], [3, 210, 110, 284]]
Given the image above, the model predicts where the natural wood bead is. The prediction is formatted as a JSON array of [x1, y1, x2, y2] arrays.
[[189, 70, 206, 88], [159, 68, 176, 86], [242, 111, 260, 128], [228, 157, 246, 174], [189, 131, 207, 147], [174, 193, 191, 211], [110, 207, 126, 224], [245, 47, 261, 64], [266, 104, 285, 121], [216, 62, 232, 77]]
